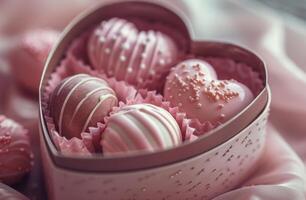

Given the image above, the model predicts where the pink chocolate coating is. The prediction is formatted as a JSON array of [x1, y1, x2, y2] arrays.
[[101, 103, 182, 155], [164, 59, 254, 125], [87, 18, 178, 90], [50, 74, 118, 139], [0, 116, 33, 185], [9, 29, 59, 94]]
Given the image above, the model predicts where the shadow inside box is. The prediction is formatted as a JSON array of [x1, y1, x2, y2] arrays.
[[0, 71, 47, 200]]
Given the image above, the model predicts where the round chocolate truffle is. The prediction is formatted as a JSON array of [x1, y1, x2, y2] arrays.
[[8, 29, 59, 94], [164, 59, 254, 125], [0, 116, 33, 185], [101, 103, 182, 155], [87, 18, 178, 90], [50, 74, 118, 139]]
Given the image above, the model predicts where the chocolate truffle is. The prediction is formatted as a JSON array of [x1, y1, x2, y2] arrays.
[[9, 29, 59, 94], [50, 74, 118, 139], [164, 59, 254, 125], [87, 18, 178, 89], [101, 103, 182, 155], [0, 116, 33, 185]]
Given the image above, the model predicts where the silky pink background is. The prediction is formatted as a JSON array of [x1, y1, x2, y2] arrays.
[[0, 0, 305, 199]]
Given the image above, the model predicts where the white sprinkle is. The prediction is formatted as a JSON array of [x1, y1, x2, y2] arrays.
[[99, 37, 105, 43], [120, 55, 126, 62], [159, 59, 165, 65], [127, 68, 133, 73], [95, 30, 102, 36], [140, 63, 146, 69], [122, 43, 130, 50], [121, 29, 128, 36], [104, 48, 111, 54]]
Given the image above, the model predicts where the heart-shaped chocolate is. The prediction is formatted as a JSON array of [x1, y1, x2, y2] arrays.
[[164, 59, 254, 126], [87, 18, 178, 90]]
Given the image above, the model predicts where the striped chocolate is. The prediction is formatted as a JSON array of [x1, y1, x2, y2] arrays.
[[87, 18, 178, 90], [101, 103, 182, 155], [49, 74, 118, 139]]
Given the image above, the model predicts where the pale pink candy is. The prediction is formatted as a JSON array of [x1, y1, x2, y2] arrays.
[[164, 59, 254, 127], [0, 115, 33, 185], [87, 18, 178, 90], [101, 103, 182, 155], [8, 29, 59, 94]]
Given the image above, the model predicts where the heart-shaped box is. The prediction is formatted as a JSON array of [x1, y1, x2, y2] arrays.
[[39, 1, 270, 200]]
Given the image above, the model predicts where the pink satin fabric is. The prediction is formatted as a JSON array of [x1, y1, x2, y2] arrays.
[[0, 0, 305, 199]]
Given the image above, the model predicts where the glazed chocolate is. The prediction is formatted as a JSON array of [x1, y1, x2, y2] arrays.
[[101, 103, 182, 155], [0, 116, 33, 185], [164, 59, 254, 125], [87, 18, 178, 90], [49, 74, 118, 139]]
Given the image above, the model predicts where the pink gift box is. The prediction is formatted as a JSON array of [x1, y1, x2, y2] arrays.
[[38, 1, 271, 199]]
